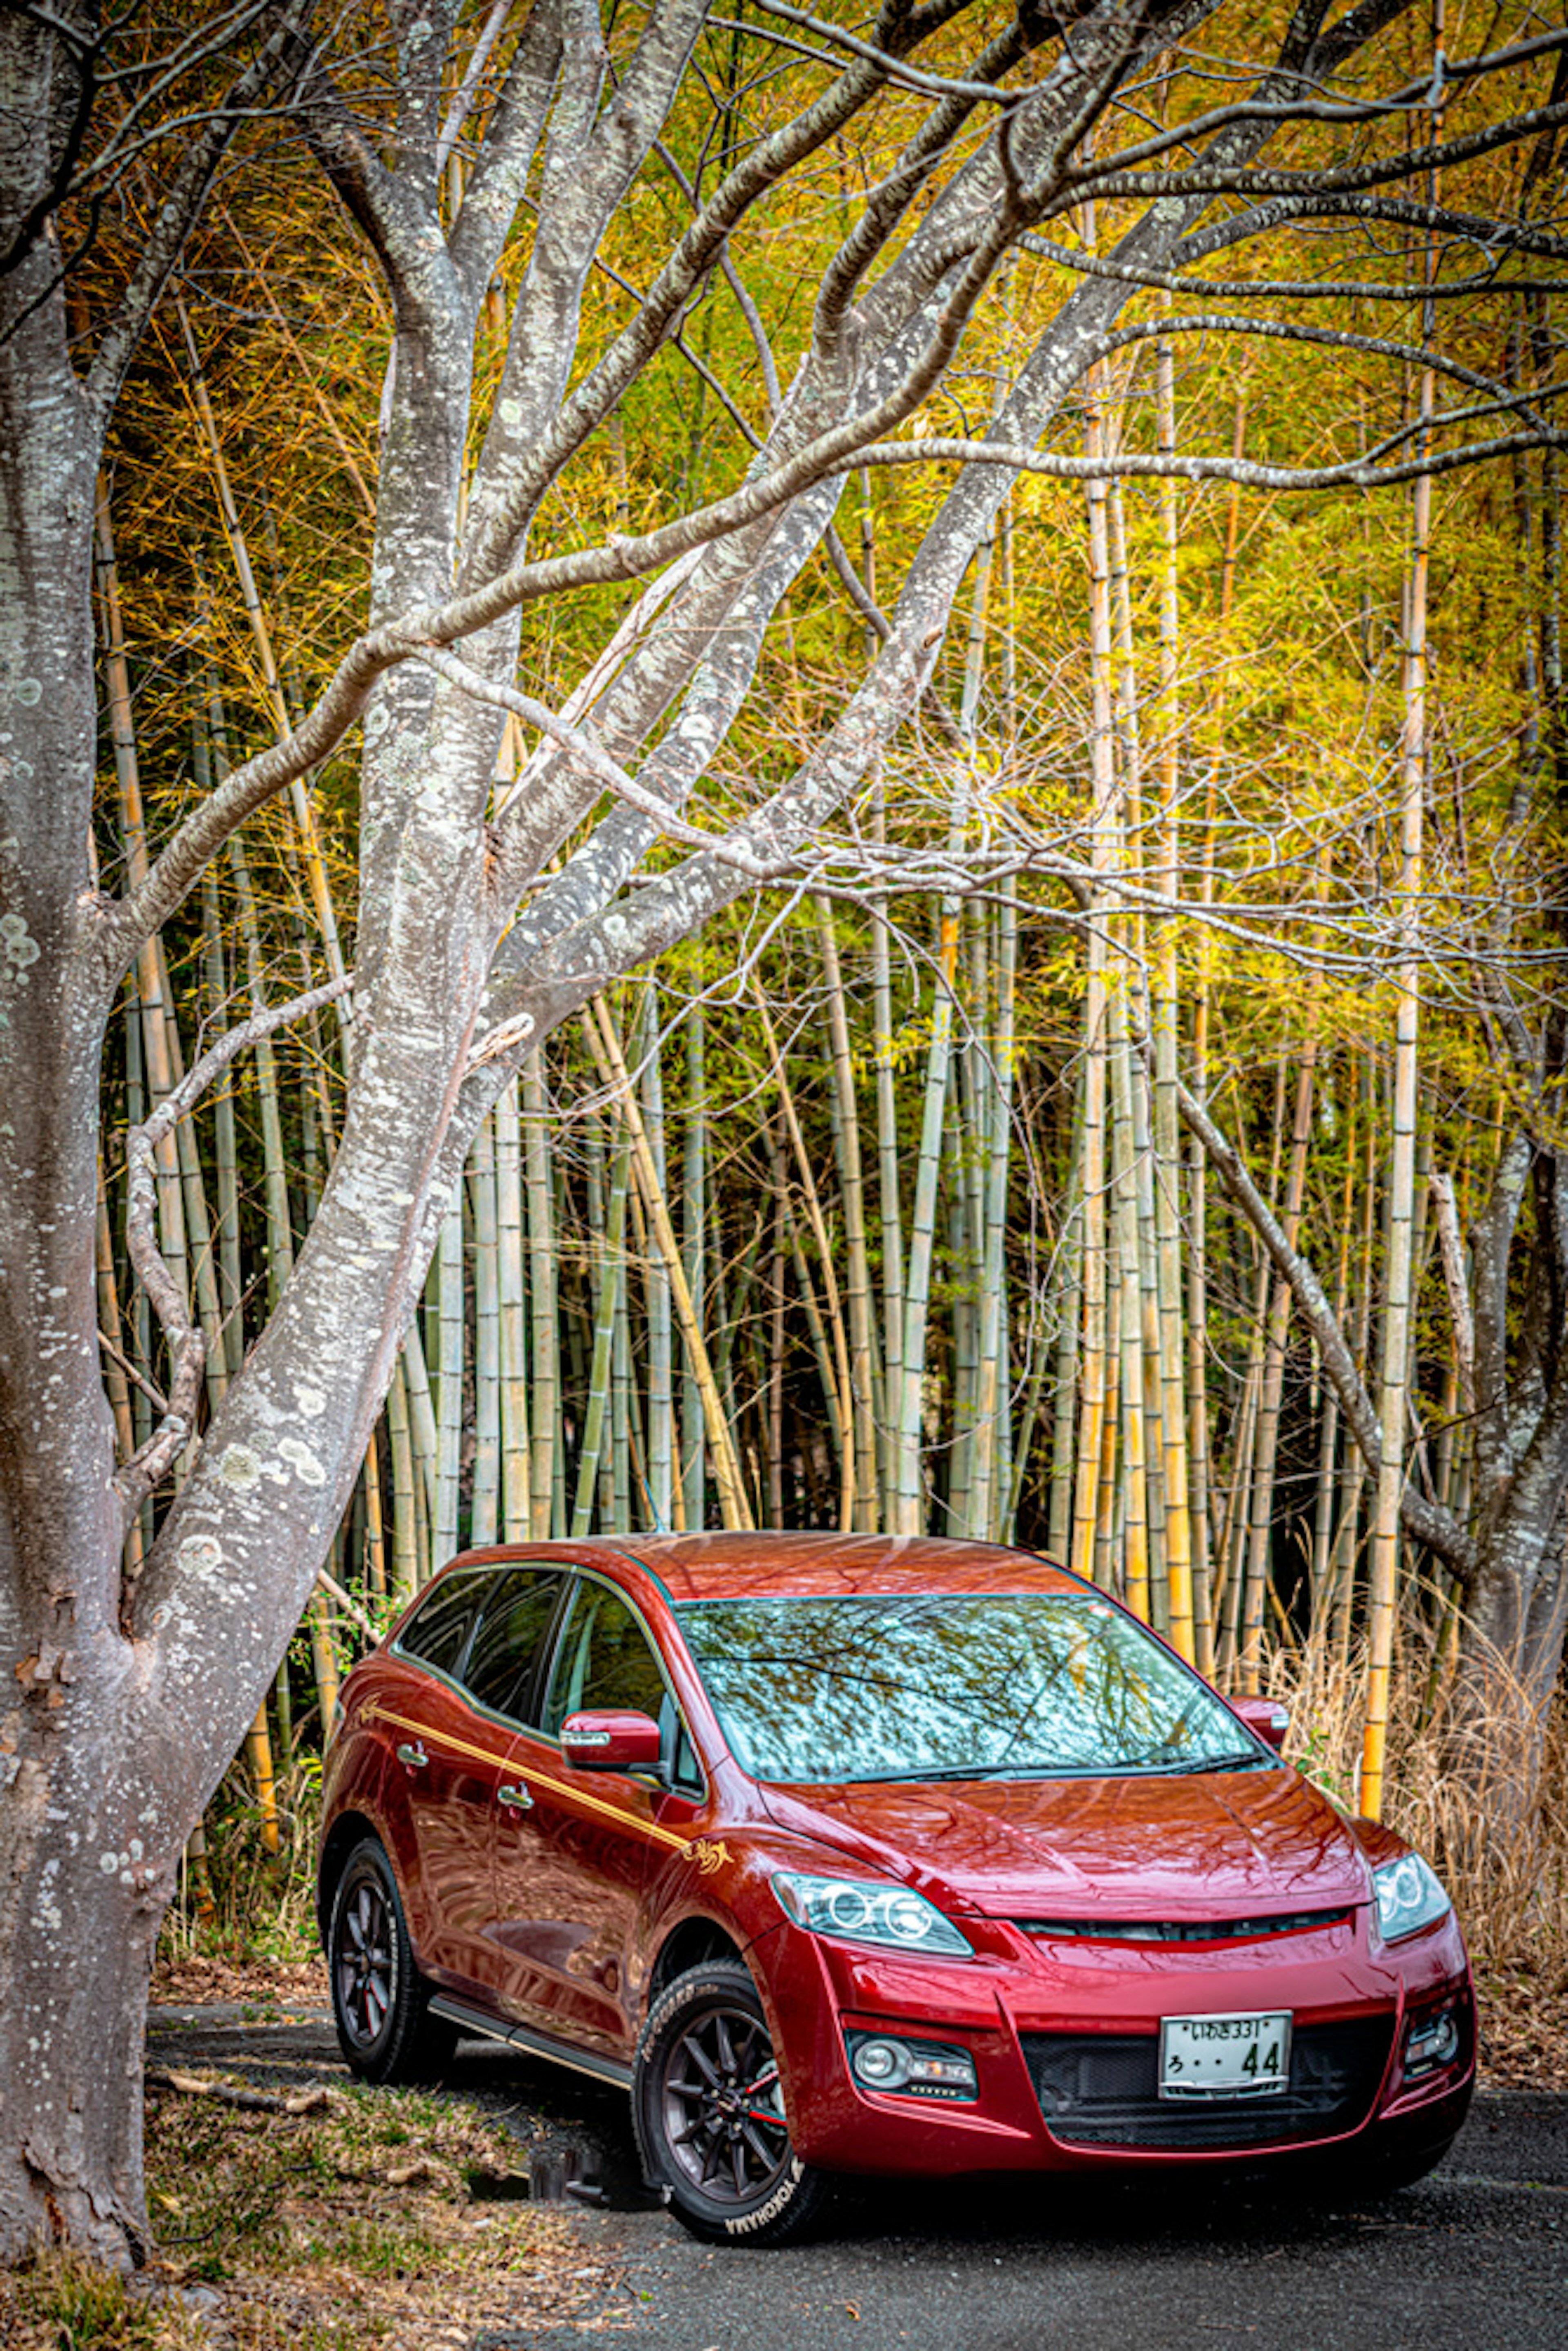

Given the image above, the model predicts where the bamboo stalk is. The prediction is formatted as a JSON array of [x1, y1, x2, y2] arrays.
[[815, 900, 879, 1531], [494, 1074, 533, 1542], [681, 1005, 707, 1531], [175, 297, 349, 1002], [750, 981, 855, 1530], [584, 998, 753, 1529], [522, 1050, 561, 1538], [1152, 308, 1195, 1662], [572, 1130, 631, 1535], [469, 1113, 501, 1547], [640, 992, 675, 1528], [1070, 390, 1115, 1586]]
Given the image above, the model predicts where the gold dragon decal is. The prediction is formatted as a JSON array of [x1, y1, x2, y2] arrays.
[[684, 1838, 732, 1876]]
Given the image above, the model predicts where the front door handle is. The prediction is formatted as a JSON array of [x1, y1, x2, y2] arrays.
[[396, 1741, 428, 1770], [498, 1781, 534, 1811]]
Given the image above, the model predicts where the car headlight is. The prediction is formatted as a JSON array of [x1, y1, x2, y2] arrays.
[[772, 1870, 974, 1958], [1373, 1852, 1452, 1944]]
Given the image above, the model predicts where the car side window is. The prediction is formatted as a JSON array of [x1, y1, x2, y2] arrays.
[[543, 1579, 668, 1738], [461, 1567, 567, 1725], [396, 1569, 487, 1678]]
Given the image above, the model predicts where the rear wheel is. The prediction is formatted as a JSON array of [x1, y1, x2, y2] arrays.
[[327, 1838, 458, 2085], [633, 1959, 834, 2246]]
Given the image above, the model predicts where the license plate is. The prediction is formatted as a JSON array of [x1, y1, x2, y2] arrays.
[[1158, 2010, 1292, 2099]]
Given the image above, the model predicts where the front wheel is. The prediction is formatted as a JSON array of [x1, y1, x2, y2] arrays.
[[633, 1959, 834, 2246], [327, 1838, 458, 2085]]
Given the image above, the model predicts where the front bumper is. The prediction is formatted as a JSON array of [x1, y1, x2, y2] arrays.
[[756, 1905, 1474, 2178]]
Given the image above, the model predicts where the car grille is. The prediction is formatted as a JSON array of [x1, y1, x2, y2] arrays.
[[1014, 1908, 1350, 1943], [1020, 2017, 1394, 2150]]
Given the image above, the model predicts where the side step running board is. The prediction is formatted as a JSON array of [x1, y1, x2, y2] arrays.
[[429, 1995, 633, 2091]]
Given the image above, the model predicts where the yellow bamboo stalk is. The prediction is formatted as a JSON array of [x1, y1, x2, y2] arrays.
[[174, 296, 348, 1001], [1152, 308, 1195, 1662], [584, 999, 753, 1530], [1069, 385, 1115, 1585], [1363, 15, 1441, 1813]]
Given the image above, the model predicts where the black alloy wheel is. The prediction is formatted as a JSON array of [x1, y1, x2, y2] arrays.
[[326, 1838, 457, 2085], [633, 1959, 834, 2246], [336, 1871, 394, 2049]]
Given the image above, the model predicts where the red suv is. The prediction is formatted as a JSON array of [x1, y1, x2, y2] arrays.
[[317, 1533, 1474, 2244]]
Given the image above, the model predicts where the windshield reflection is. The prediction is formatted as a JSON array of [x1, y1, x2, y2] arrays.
[[674, 1593, 1262, 1785]]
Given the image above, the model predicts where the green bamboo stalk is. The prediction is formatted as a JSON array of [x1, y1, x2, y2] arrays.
[[751, 981, 855, 1529], [814, 899, 879, 1531], [681, 1005, 707, 1531], [640, 991, 675, 1527], [586, 998, 753, 1530], [494, 1074, 533, 1542], [891, 904, 956, 1538], [523, 1048, 561, 1538], [870, 760, 905, 1524], [386, 1355, 419, 1593], [970, 900, 1016, 1542], [433, 1180, 465, 1562], [572, 1132, 631, 1535], [1045, 1092, 1085, 1560], [469, 1112, 501, 1547]]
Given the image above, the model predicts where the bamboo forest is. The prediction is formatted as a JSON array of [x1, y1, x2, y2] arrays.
[[26, 3, 1568, 2002]]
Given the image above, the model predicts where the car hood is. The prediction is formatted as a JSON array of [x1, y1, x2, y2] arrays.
[[757, 1765, 1372, 1922]]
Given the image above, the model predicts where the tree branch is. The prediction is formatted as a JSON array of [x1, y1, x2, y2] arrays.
[[84, 1, 312, 418], [114, 974, 354, 1529], [1167, 1057, 1474, 1576]]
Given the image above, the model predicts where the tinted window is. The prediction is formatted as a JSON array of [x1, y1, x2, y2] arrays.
[[543, 1579, 667, 1736], [462, 1567, 567, 1723], [674, 1593, 1261, 1784], [396, 1569, 488, 1678]]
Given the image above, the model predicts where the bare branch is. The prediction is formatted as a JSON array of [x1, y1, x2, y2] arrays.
[[1167, 1059, 1474, 1578], [114, 973, 354, 1524], [1430, 1170, 1477, 1422], [84, 2, 312, 417]]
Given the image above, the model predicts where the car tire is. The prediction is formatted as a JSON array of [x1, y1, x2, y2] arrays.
[[327, 1838, 459, 2086], [633, 1958, 834, 2246]]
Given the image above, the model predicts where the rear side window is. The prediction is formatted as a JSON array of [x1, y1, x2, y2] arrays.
[[396, 1569, 487, 1678], [543, 1579, 668, 1736], [462, 1567, 568, 1725]]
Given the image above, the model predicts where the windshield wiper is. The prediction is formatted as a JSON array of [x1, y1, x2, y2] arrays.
[[848, 1764, 1078, 1784], [846, 1749, 1272, 1786]]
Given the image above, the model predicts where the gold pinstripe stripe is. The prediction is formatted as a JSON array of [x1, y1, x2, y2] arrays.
[[366, 1704, 690, 1851]]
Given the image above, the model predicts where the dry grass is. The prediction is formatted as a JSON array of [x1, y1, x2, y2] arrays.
[[1263, 1628, 1568, 2090], [0, 2079, 618, 2351]]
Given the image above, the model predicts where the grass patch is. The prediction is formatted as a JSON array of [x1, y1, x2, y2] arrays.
[[0, 2079, 615, 2351]]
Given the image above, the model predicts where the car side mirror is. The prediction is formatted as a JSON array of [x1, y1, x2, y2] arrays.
[[1230, 1696, 1290, 1752], [561, 1709, 664, 1773]]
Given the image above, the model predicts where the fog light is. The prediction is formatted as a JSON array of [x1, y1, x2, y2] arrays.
[[847, 2032, 978, 2101], [1404, 2007, 1461, 2077], [852, 2037, 911, 2089]]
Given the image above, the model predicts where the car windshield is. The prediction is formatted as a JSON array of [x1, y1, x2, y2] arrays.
[[673, 1593, 1262, 1784]]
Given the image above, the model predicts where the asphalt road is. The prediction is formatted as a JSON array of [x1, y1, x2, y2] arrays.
[[149, 2005, 1568, 2351]]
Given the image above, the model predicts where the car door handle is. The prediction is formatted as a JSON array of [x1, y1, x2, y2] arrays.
[[396, 1742, 428, 1769], [498, 1782, 534, 1811]]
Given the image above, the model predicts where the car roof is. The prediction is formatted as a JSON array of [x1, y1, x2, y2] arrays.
[[595, 1531, 1086, 1604]]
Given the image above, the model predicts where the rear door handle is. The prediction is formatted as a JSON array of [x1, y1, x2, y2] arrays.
[[498, 1782, 534, 1811], [396, 1742, 428, 1770]]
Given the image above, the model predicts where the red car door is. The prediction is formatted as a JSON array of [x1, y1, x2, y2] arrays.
[[372, 1562, 568, 2006], [492, 1572, 690, 2063]]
